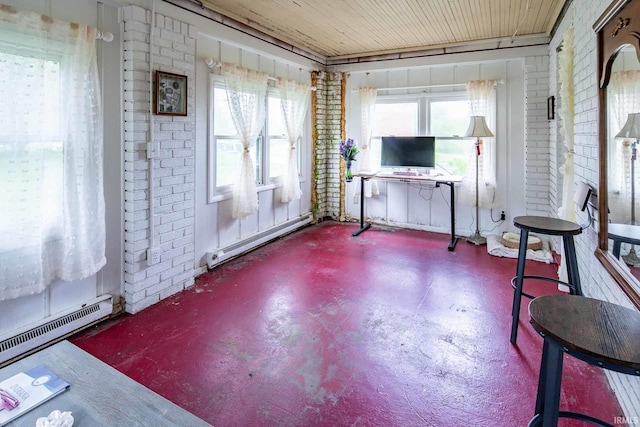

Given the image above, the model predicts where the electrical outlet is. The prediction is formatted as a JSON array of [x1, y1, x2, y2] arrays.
[[147, 247, 161, 266], [500, 211, 506, 221]]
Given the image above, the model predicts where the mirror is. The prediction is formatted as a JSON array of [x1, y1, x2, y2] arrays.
[[595, 0, 640, 309], [607, 47, 640, 273]]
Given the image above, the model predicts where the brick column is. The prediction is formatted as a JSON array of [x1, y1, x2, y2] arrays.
[[524, 55, 551, 216], [122, 5, 196, 313], [312, 71, 344, 220]]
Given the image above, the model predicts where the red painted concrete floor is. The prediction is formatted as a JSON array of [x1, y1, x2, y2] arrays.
[[72, 222, 623, 426]]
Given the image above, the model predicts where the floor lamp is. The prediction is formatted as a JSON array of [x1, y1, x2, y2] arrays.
[[616, 112, 640, 266], [465, 116, 494, 245]]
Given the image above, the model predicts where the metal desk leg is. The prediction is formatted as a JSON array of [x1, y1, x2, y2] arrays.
[[447, 181, 458, 251], [352, 176, 371, 237]]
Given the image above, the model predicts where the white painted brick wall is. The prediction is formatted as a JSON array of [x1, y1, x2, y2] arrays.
[[122, 5, 196, 313], [313, 72, 343, 219], [524, 55, 551, 215], [550, 0, 640, 420]]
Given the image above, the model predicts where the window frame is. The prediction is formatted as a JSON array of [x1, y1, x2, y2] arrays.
[[266, 90, 299, 182], [371, 91, 477, 174], [207, 73, 309, 204]]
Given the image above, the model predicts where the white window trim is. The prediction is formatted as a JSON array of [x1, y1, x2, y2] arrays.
[[373, 91, 470, 137], [371, 92, 481, 174]]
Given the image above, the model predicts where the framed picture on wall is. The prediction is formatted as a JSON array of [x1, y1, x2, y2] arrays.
[[547, 95, 555, 120], [155, 70, 187, 116]]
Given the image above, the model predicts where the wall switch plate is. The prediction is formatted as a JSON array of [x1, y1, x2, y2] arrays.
[[147, 142, 160, 159], [147, 247, 161, 266]]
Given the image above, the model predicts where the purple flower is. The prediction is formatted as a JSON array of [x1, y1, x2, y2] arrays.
[[340, 138, 359, 161]]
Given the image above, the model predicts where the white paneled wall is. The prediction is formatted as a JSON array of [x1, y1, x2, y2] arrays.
[[190, 10, 316, 275]]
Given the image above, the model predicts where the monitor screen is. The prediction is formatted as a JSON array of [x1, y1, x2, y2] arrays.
[[381, 136, 435, 169]]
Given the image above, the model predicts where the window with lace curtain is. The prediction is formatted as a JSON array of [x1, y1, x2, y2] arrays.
[[0, 6, 105, 301], [0, 50, 64, 242], [209, 79, 298, 191]]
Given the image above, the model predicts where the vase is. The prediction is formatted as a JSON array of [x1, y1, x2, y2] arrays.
[[345, 160, 353, 182]]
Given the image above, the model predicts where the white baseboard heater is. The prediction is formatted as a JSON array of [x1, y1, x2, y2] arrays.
[[0, 294, 113, 365], [206, 214, 312, 269]]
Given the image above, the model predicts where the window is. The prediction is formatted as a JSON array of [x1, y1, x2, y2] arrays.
[[267, 95, 289, 179], [370, 95, 474, 175], [370, 100, 419, 170], [429, 99, 471, 175], [0, 49, 63, 240], [209, 78, 300, 194], [0, 6, 105, 300], [212, 85, 256, 188]]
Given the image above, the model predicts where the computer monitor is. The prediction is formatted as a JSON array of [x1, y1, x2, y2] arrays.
[[380, 136, 435, 171]]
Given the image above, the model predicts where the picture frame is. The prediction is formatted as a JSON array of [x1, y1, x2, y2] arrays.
[[154, 70, 187, 116], [547, 95, 555, 120]]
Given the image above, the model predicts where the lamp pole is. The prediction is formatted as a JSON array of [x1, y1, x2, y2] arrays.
[[465, 116, 492, 246], [623, 139, 640, 266], [467, 138, 486, 245]]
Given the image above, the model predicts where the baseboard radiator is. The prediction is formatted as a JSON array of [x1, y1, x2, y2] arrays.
[[206, 214, 312, 269], [0, 294, 113, 366]]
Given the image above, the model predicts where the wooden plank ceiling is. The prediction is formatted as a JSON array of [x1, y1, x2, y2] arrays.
[[199, 0, 567, 59]]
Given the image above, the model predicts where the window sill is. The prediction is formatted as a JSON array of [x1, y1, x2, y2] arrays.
[[208, 177, 307, 204]]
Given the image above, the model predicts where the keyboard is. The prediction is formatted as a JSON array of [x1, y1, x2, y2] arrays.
[[392, 171, 420, 176]]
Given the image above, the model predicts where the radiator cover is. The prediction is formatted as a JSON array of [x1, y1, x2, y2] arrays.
[[0, 294, 113, 365]]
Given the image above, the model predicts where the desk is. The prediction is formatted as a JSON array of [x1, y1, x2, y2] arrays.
[[528, 295, 640, 427], [352, 172, 463, 251], [1, 341, 210, 426], [608, 223, 640, 259]]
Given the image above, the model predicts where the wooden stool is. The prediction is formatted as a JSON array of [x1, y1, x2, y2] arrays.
[[528, 295, 640, 426], [510, 216, 582, 344]]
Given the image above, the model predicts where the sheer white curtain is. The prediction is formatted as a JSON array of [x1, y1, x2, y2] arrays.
[[222, 63, 269, 219], [278, 78, 310, 203], [355, 87, 379, 199], [557, 27, 576, 222], [0, 6, 105, 300], [556, 27, 575, 284], [460, 80, 498, 208], [608, 70, 640, 223]]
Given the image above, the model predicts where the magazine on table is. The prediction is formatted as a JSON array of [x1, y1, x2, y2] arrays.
[[0, 365, 69, 426]]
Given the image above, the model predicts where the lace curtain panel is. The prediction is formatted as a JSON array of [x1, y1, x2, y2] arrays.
[[557, 27, 576, 222], [556, 27, 575, 284], [459, 80, 499, 208], [0, 5, 105, 300], [278, 78, 310, 203], [355, 87, 379, 199], [608, 70, 640, 223], [222, 63, 269, 219]]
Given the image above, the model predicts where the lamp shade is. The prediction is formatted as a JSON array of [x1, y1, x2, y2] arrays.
[[465, 116, 494, 138], [616, 113, 640, 138]]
